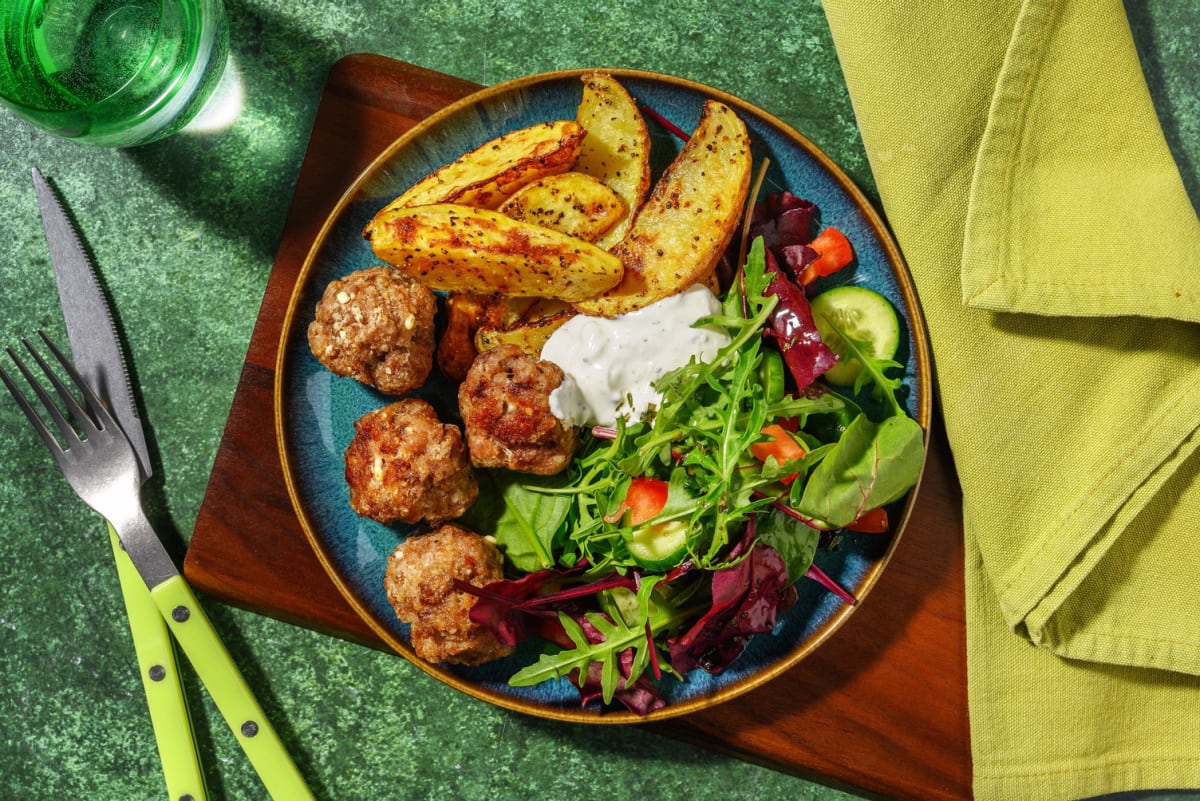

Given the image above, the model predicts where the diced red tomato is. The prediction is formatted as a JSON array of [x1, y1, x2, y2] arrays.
[[750, 423, 806, 484], [617, 477, 669, 525], [776, 416, 799, 432], [845, 506, 889, 533], [798, 227, 854, 285]]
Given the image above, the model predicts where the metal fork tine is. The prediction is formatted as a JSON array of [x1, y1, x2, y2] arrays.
[[30, 330, 112, 438], [0, 360, 66, 458], [2, 331, 140, 527], [6, 340, 84, 451]]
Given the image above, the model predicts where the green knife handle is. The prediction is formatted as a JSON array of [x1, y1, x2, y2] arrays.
[[149, 575, 315, 801], [109, 525, 208, 801]]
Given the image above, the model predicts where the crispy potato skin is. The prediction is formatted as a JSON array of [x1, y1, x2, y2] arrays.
[[472, 296, 574, 356], [372, 120, 585, 213], [497, 171, 625, 243], [365, 203, 624, 301], [436, 292, 490, 382], [473, 308, 574, 356], [573, 100, 752, 318], [574, 73, 652, 250], [437, 293, 572, 380]]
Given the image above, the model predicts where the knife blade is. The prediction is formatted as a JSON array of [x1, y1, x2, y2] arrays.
[[33, 169, 315, 801], [31, 168, 152, 480], [32, 168, 208, 801]]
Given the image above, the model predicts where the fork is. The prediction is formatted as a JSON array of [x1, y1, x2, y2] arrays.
[[1, 331, 314, 800], [0, 331, 176, 579]]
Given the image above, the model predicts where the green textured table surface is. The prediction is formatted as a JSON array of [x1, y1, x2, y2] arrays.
[[0, 2, 1196, 800]]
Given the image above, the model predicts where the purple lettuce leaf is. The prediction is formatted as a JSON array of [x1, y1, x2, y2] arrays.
[[749, 191, 828, 283], [763, 248, 839, 390], [458, 568, 562, 647], [750, 191, 816, 253], [667, 542, 798, 674]]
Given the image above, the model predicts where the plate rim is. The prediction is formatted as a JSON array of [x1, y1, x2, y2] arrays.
[[274, 67, 933, 723]]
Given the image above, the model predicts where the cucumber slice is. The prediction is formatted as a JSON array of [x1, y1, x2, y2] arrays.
[[810, 286, 900, 387], [598, 587, 643, 626], [626, 520, 689, 571]]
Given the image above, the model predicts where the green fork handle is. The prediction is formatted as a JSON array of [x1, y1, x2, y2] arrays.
[[109, 524, 208, 801], [149, 573, 315, 801]]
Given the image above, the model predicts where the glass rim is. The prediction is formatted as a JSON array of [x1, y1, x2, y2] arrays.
[[0, 0, 227, 145]]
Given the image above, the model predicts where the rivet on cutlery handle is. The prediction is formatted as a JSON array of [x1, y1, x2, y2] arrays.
[[149, 575, 315, 801], [109, 525, 208, 801]]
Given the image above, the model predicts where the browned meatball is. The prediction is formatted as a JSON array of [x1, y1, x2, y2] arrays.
[[384, 524, 513, 665], [307, 266, 437, 395], [344, 399, 477, 525], [458, 344, 579, 475]]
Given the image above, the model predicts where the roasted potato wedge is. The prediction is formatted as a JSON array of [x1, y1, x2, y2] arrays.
[[574, 73, 652, 250], [372, 120, 586, 213], [475, 308, 576, 356], [497, 172, 625, 242], [704, 269, 722, 297], [519, 297, 574, 320], [573, 100, 751, 318], [437, 293, 491, 381], [438, 293, 556, 379], [479, 294, 539, 328], [366, 203, 624, 301]]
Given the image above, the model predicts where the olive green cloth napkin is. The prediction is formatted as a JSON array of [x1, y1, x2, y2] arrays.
[[820, 1, 1200, 799]]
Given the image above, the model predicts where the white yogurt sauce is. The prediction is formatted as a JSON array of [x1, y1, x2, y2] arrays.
[[543, 284, 730, 427]]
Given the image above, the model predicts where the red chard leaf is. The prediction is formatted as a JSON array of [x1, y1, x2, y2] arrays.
[[667, 543, 798, 674], [750, 191, 817, 254], [763, 248, 839, 390]]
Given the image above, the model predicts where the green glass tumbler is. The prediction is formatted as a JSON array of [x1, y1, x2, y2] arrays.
[[0, 0, 229, 147]]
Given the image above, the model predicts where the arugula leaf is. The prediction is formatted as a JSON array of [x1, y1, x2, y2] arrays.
[[739, 236, 773, 314], [817, 312, 907, 418], [509, 588, 689, 705]]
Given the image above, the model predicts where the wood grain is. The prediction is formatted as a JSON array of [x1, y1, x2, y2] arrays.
[[185, 54, 972, 801]]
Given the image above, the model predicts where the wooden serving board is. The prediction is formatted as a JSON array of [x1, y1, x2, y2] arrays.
[[185, 54, 972, 801]]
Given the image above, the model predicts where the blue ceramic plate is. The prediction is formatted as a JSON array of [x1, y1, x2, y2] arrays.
[[277, 69, 931, 723]]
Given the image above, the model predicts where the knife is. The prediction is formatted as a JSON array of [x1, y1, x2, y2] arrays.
[[33, 167, 207, 801], [32, 168, 314, 801]]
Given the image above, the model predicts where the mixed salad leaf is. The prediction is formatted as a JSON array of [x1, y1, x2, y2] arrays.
[[453, 192, 925, 714]]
